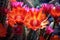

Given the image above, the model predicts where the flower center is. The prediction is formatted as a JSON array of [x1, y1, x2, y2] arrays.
[[30, 20, 40, 27]]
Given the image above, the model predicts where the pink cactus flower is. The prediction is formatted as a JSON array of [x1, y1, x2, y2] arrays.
[[46, 26, 54, 34]]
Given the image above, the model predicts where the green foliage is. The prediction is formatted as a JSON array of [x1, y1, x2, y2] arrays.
[[32, 0, 40, 7]]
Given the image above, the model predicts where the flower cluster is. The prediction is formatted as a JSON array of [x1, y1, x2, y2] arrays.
[[7, 2, 60, 31], [7, 2, 47, 31], [42, 3, 60, 23]]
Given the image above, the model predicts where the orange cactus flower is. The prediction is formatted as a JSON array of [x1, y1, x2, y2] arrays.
[[0, 23, 7, 37], [24, 8, 46, 31], [50, 6, 60, 18], [7, 6, 26, 27]]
